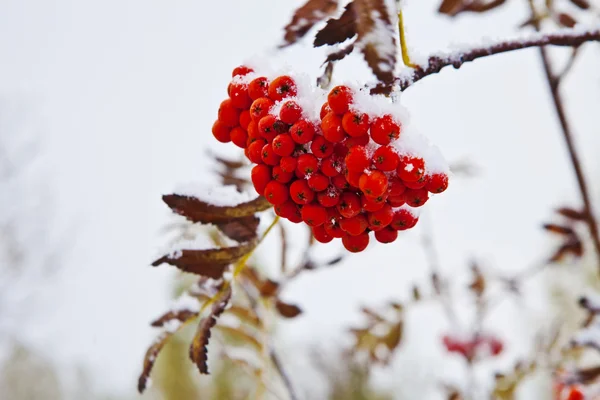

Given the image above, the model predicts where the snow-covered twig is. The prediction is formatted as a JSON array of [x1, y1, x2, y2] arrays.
[[397, 28, 600, 90]]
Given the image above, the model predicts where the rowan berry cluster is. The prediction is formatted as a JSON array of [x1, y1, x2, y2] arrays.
[[212, 65, 449, 253], [442, 334, 503, 360]]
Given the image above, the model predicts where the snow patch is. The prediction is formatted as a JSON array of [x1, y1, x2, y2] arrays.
[[173, 183, 255, 207]]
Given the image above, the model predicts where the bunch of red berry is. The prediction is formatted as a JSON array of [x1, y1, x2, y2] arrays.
[[442, 334, 504, 361], [212, 65, 449, 253]]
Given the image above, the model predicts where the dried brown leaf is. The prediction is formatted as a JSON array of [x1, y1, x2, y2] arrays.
[[137, 311, 198, 393], [275, 300, 303, 318], [152, 240, 257, 278], [189, 285, 232, 374], [383, 322, 403, 350], [557, 13, 577, 28], [216, 216, 260, 243], [281, 0, 339, 47], [216, 325, 262, 351], [226, 305, 262, 328], [150, 309, 199, 328], [466, 0, 506, 13], [259, 279, 280, 297], [569, 0, 590, 9], [548, 239, 583, 262], [557, 207, 588, 221], [361, 306, 387, 323], [469, 263, 486, 297], [543, 223, 574, 235], [314, 2, 357, 47], [163, 194, 271, 225], [439, 0, 506, 16], [412, 285, 421, 301], [213, 155, 246, 170], [353, 0, 397, 86], [438, 0, 465, 16], [577, 365, 600, 384]]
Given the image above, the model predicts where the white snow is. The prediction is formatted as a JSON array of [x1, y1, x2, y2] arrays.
[[170, 292, 201, 313], [163, 319, 182, 333], [173, 183, 255, 207]]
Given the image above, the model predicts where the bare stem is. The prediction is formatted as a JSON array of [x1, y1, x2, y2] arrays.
[[397, 28, 600, 90], [269, 347, 299, 400]]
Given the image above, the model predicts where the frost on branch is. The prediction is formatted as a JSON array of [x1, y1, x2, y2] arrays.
[[189, 284, 232, 374], [280, 0, 339, 47]]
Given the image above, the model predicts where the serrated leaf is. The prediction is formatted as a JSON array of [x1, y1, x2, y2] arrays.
[[163, 194, 271, 225], [137, 312, 198, 393], [543, 223, 574, 235], [557, 207, 588, 221], [216, 325, 263, 351], [189, 285, 232, 374], [557, 13, 577, 27], [353, 0, 397, 87], [150, 309, 199, 328], [275, 300, 303, 318], [217, 216, 260, 243], [314, 2, 357, 47], [281, 0, 339, 47], [152, 240, 257, 278]]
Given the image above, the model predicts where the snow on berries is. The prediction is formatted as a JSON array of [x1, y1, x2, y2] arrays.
[[211, 64, 451, 253]]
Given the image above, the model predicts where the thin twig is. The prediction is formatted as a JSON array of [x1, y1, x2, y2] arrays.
[[279, 223, 288, 274], [526, 3, 600, 275], [558, 46, 580, 80], [397, 28, 600, 90]]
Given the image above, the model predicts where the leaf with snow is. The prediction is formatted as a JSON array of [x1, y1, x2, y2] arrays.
[[216, 216, 260, 243], [151, 309, 199, 328], [281, 0, 339, 47], [353, 0, 397, 89], [189, 284, 232, 374], [151, 240, 257, 279], [137, 311, 199, 393], [314, 2, 357, 47]]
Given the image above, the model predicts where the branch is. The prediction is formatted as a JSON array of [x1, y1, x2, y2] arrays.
[[397, 28, 600, 90]]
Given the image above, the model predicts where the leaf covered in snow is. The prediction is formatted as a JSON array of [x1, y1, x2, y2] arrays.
[[281, 0, 339, 47], [353, 0, 397, 89], [189, 284, 232, 374], [152, 240, 257, 279], [314, 2, 357, 47]]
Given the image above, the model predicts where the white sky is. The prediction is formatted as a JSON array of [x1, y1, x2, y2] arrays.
[[1, 0, 599, 398]]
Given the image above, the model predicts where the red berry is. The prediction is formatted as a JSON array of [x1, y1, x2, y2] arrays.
[[404, 175, 429, 190], [397, 155, 426, 183], [321, 156, 342, 177], [361, 194, 386, 212], [290, 120, 316, 144], [321, 113, 346, 143], [387, 194, 406, 207], [264, 181, 289, 205], [317, 187, 340, 207], [370, 115, 401, 145], [261, 143, 281, 166], [248, 77, 269, 100], [212, 120, 231, 143], [268, 75, 297, 101], [320, 103, 331, 120], [337, 192, 361, 218], [372, 146, 399, 171], [232, 65, 253, 77], [375, 226, 398, 243], [367, 204, 393, 230], [239, 110, 251, 130], [229, 83, 252, 109], [333, 143, 349, 158], [301, 204, 328, 227], [388, 176, 406, 196], [218, 99, 241, 127], [251, 164, 271, 195], [247, 120, 260, 141], [359, 170, 388, 197], [230, 127, 249, 148], [280, 156, 297, 173], [342, 111, 369, 137], [405, 188, 429, 207], [328, 86, 353, 115], [312, 224, 333, 243], [311, 135, 334, 158], [390, 209, 418, 230], [250, 97, 274, 122], [272, 134, 295, 157], [324, 212, 344, 238], [332, 174, 350, 190], [296, 154, 319, 178], [272, 165, 294, 183], [279, 100, 302, 124], [345, 145, 370, 172], [426, 173, 449, 194], [344, 169, 362, 188], [308, 173, 329, 192], [488, 338, 503, 356], [289, 180, 315, 205], [258, 115, 278, 141], [566, 388, 584, 400], [339, 214, 368, 236], [275, 200, 301, 222], [246, 139, 266, 164], [342, 232, 369, 253]]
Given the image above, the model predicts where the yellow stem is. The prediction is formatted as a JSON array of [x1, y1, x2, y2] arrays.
[[398, 10, 416, 68]]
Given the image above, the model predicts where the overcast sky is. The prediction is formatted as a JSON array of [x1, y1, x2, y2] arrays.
[[1, 0, 599, 398]]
